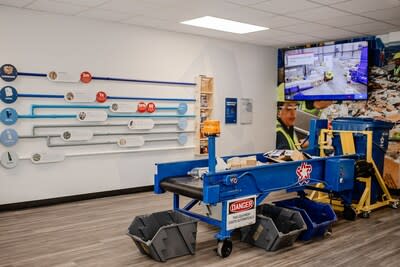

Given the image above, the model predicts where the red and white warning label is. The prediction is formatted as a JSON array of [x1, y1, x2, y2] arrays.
[[226, 195, 256, 231]]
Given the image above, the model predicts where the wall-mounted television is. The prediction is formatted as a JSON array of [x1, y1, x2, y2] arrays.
[[284, 41, 368, 101]]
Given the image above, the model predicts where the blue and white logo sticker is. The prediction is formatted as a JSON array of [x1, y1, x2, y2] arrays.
[[0, 128, 19, 147], [0, 86, 18, 104], [0, 64, 18, 82], [178, 133, 188, 145], [178, 118, 187, 130], [0, 108, 18, 125], [177, 103, 188, 115]]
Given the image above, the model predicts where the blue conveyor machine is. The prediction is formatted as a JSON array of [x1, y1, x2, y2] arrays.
[[154, 119, 371, 257]]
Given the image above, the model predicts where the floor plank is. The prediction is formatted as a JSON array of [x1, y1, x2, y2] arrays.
[[0, 191, 399, 267]]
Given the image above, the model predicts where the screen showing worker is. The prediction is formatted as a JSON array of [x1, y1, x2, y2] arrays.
[[284, 41, 368, 101]]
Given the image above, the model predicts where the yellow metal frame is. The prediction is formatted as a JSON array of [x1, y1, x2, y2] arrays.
[[309, 129, 398, 216]]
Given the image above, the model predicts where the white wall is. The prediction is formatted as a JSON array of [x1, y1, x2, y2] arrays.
[[0, 7, 277, 205]]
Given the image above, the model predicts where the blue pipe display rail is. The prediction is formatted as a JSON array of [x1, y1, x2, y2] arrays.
[[17, 71, 196, 86], [0, 106, 195, 125], [1, 86, 196, 104]]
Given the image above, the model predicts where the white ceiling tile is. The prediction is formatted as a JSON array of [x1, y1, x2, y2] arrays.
[[385, 19, 400, 26], [344, 21, 399, 34], [361, 6, 400, 21], [227, 0, 267, 5], [165, 22, 258, 43], [97, 0, 159, 15], [78, 8, 132, 22], [25, 0, 89, 15], [141, 0, 189, 8], [246, 29, 293, 39], [262, 16, 304, 28], [331, 0, 400, 14], [54, 0, 108, 7], [137, 7, 205, 23], [287, 6, 350, 21], [318, 15, 374, 27], [272, 34, 322, 44], [367, 28, 400, 36], [252, 0, 322, 14], [308, 0, 351, 4], [309, 28, 358, 39], [278, 22, 332, 34], [142, 1, 276, 27], [0, 0, 33, 7]]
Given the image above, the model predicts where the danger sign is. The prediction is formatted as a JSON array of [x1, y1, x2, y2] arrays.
[[227, 195, 256, 231]]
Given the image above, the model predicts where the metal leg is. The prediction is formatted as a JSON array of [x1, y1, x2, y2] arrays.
[[173, 193, 179, 210], [183, 199, 199, 211]]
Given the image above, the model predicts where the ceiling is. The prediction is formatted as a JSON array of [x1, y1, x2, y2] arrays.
[[1, 0, 400, 47]]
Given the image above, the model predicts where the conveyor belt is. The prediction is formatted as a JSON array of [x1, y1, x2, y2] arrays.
[[160, 176, 203, 200]]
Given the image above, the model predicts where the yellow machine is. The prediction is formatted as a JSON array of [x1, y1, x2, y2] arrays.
[[309, 128, 398, 219]]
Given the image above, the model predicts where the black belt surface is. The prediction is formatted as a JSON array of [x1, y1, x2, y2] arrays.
[[160, 176, 203, 200]]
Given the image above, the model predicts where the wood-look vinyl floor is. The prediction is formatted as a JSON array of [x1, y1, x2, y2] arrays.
[[0, 191, 399, 267]]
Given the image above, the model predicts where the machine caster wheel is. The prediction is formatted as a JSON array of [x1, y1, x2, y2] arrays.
[[361, 211, 370, 218], [217, 239, 232, 258], [343, 206, 357, 221], [324, 225, 333, 237], [390, 201, 399, 209]]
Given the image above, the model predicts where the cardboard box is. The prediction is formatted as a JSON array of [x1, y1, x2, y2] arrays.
[[383, 156, 400, 189]]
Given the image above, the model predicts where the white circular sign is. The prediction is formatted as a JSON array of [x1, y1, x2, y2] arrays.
[[1, 151, 18, 169]]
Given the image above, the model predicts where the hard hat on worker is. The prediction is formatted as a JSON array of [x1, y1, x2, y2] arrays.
[[394, 52, 400, 60]]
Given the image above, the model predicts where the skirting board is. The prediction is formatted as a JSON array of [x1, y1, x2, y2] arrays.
[[0, 185, 153, 212]]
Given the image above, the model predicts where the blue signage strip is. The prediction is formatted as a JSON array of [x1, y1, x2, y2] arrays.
[[225, 98, 237, 124]]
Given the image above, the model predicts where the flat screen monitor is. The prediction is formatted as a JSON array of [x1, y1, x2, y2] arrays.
[[284, 41, 368, 101]]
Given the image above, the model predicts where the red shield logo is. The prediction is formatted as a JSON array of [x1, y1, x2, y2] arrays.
[[296, 162, 312, 185]]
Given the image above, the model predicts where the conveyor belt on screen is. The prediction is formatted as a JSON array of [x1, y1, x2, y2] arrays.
[[160, 176, 203, 200]]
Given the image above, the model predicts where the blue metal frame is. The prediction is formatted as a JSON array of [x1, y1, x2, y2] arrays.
[[154, 127, 361, 242]]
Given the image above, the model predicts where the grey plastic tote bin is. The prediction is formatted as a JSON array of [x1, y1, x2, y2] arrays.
[[127, 210, 198, 262], [241, 204, 306, 251]]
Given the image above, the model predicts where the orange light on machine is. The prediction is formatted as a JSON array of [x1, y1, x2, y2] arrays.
[[203, 120, 220, 137]]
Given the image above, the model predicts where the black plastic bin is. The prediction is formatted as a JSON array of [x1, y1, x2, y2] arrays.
[[275, 198, 337, 241], [127, 210, 198, 262], [240, 204, 306, 251]]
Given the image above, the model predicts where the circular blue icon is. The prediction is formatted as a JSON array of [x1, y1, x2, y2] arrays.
[[0, 108, 18, 125], [178, 133, 187, 145], [0, 64, 18, 82], [0, 86, 18, 104], [177, 103, 188, 115], [178, 118, 187, 130], [0, 128, 19, 147]]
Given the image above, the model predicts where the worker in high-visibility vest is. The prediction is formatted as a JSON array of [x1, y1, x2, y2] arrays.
[[276, 101, 301, 150], [388, 52, 400, 82]]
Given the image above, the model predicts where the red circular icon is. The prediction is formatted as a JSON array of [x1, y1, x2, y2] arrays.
[[80, 71, 92, 83], [147, 102, 156, 113], [96, 91, 107, 103], [137, 102, 147, 113]]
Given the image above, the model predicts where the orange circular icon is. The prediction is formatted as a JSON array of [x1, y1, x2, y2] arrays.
[[96, 91, 107, 103], [147, 102, 156, 113], [137, 102, 147, 113], [80, 71, 92, 83]]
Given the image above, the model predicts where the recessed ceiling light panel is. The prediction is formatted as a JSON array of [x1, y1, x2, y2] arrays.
[[181, 16, 268, 34]]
